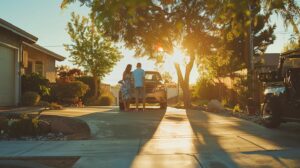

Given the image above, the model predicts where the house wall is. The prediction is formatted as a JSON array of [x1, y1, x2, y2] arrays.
[[0, 27, 22, 106], [0, 27, 23, 47], [23, 45, 57, 82]]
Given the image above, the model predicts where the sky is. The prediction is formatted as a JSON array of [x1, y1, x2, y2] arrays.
[[0, 0, 296, 85]]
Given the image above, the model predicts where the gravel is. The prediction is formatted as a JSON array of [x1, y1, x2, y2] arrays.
[[0, 132, 67, 141]]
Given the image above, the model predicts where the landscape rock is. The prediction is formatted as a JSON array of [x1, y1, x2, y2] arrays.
[[207, 99, 224, 112]]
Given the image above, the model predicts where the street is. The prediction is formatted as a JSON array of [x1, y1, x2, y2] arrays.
[[1, 107, 300, 168]]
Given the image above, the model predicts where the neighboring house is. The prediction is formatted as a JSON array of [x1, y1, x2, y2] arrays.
[[255, 53, 280, 73], [22, 43, 64, 82], [0, 18, 64, 106]]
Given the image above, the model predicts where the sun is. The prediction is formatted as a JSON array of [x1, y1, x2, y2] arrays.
[[171, 47, 186, 64]]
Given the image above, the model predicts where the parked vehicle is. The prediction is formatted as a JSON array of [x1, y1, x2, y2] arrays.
[[119, 71, 167, 110], [259, 48, 300, 128]]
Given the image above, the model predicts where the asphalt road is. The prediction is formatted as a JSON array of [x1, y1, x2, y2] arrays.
[[1, 106, 300, 168]]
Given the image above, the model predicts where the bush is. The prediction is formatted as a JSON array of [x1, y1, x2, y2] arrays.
[[21, 73, 51, 97], [3, 114, 51, 137], [76, 76, 99, 102], [85, 94, 114, 106], [99, 95, 114, 106], [52, 81, 89, 104], [22, 91, 41, 106], [233, 104, 242, 113], [193, 78, 219, 100]]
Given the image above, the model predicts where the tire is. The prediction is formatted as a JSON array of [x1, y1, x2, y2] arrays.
[[261, 97, 281, 128], [119, 101, 125, 111], [160, 102, 167, 110]]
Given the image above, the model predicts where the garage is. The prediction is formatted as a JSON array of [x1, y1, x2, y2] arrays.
[[0, 45, 15, 106]]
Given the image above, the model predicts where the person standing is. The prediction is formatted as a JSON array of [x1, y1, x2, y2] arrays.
[[132, 63, 145, 111], [121, 64, 132, 111]]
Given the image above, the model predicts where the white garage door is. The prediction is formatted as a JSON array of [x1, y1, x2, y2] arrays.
[[0, 45, 15, 106]]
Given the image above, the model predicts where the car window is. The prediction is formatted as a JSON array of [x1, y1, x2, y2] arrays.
[[145, 73, 162, 81]]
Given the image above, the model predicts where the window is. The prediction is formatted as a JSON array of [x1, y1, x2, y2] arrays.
[[145, 72, 162, 81], [25, 61, 33, 74], [35, 61, 43, 75]]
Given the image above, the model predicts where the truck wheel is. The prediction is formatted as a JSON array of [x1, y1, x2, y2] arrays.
[[261, 97, 281, 128], [119, 102, 125, 111], [160, 102, 167, 110]]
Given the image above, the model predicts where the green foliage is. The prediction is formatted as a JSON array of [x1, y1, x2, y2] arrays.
[[221, 98, 228, 107], [199, 48, 239, 81], [22, 91, 41, 106], [85, 94, 114, 106], [283, 40, 300, 52], [161, 72, 173, 83], [233, 104, 242, 113], [52, 81, 89, 104], [65, 12, 122, 97], [76, 76, 98, 101], [233, 75, 249, 108], [65, 12, 122, 80], [61, 0, 300, 107], [21, 73, 51, 97], [99, 95, 114, 106], [2, 114, 51, 137], [193, 78, 219, 100]]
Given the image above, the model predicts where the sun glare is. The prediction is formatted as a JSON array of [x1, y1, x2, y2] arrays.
[[171, 47, 186, 64]]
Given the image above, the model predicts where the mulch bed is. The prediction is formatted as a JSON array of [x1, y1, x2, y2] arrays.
[[0, 114, 91, 141], [40, 115, 91, 140]]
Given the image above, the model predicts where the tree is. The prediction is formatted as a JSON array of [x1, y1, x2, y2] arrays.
[[283, 40, 300, 52], [211, 0, 296, 99], [62, 0, 218, 108], [61, 0, 300, 108], [161, 72, 173, 83], [65, 12, 122, 97]]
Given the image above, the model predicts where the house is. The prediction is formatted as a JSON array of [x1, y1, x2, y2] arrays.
[[0, 18, 65, 106], [255, 53, 280, 73], [22, 43, 64, 82]]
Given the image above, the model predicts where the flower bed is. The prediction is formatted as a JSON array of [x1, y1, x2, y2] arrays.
[[0, 113, 90, 141]]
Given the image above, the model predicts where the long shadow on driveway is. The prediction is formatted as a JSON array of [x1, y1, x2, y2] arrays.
[[186, 109, 300, 168]]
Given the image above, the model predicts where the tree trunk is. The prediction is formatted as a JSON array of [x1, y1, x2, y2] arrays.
[[174, 55, 195, 109], [93, 75, 99, 98]]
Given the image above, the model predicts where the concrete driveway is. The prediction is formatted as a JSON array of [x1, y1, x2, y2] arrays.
[[1, 107, 300, 168]]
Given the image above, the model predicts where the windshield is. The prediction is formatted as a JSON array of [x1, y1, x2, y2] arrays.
[[282, 57, 300, 75], [145, 72, 162, 81]]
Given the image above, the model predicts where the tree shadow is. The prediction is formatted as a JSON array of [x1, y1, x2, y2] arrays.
[[73, 107, 168, 167], [186, 109, 240, 168], [186, 109, 300, 167]]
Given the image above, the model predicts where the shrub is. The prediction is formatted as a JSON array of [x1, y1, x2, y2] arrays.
[[2, 114, 51, 137], [22, 91, 41, 106], [85, 94, 114, 106], [21, 73, 51, 97], [76, 76, 98, 102], [193, 78, 219, 100], [233, 104, 242, 113], [99, 95, 114, 106], [52, 81, 89, 104]]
